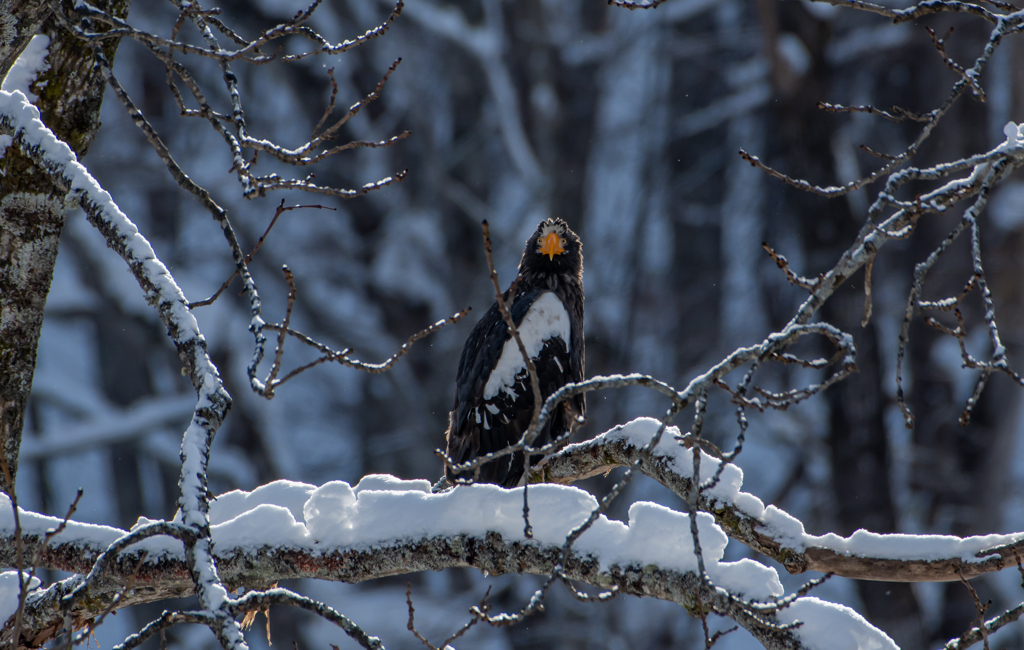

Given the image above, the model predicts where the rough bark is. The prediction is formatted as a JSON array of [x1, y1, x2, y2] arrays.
[[1, 526, 806, 650], [0, 1, 130, 497], [0, 0, 52, 81]]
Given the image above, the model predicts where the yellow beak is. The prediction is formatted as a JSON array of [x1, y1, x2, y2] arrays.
[[539, 232, 564, 260]]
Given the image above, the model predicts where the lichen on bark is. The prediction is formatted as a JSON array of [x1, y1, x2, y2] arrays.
[[0, 0, 132, 496]]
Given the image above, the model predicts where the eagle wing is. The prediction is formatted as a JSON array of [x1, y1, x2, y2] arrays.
[[445, 290, 577, 487]]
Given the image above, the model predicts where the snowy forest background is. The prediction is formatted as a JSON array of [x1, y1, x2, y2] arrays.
[[6, 0, 1024, 648]]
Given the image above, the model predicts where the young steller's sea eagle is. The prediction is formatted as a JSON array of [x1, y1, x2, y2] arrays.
[[445, 218, 585, 488]]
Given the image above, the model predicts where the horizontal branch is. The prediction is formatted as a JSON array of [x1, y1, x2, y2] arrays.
[[531, 422, 1024, 583], [0, 507, 805, 650], [2, 417, 1022, 649]]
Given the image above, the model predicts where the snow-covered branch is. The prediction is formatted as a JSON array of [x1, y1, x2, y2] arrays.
[[6, 413, 1021, 646], [4, 0, 1024, 647], [54, 0, 409, 200], [1, 474, 901, 650], [533, 419, 1024, 583], [0, 88, 243, 649]]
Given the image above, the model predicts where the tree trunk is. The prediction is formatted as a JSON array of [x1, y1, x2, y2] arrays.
[[0, 1, 130, 497]]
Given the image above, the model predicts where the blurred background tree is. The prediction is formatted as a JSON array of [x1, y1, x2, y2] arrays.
[[9, 0, 1024, 648]]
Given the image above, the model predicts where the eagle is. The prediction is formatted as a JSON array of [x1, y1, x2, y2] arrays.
[[445, 218, 585, 488]]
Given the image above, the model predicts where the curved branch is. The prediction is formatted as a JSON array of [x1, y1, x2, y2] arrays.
[[532, 423, 1024, 583], [0, 90, 243, 649]]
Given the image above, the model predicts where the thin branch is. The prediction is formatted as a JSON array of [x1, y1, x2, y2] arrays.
[[608, 0, 670, 8], [261, 308, 471, 387], [762, 242, 820, 291], [818, 101, 932, 123], [925, 26, 986, 100], [480, 220, 543, 445], [231, 587, 383, 650], [189, 201, 336, 309], [957, 568, 991, 650]]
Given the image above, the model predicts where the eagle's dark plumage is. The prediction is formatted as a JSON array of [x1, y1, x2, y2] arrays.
[[445, 218, 585, 488]]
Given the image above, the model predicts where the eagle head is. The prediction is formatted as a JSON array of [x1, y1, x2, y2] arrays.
[[521, 218, 582, 279]]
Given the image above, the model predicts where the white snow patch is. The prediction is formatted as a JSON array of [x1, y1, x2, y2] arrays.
[[0, 571, 41, 627], [1, 35, 50, 102], [483, 292, 570, 400], [304, 480, 597, 550], [353, 474, 432, 495], [996, 121, 1024, 153], [203, 480, 317, 526], [805, 529, 1024, 563], [760, 505, 807, 547], [213, 504, 310, 549], [778, 597, 898, 650], [302, 474, 783, 600]]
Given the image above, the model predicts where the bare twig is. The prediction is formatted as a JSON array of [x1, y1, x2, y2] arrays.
[[263, 266, 298, 398], [261, 308, 470, 389], [925, 26, 987, 100], [231, 587, 383, 650], [480, 220, 543, 444], [312, 67, 340, 139], [762, 242, 820, 291], [818, 101, 932, 123], [861, 246, 876, 326], [957, 568, 991, 650], [480, 220, 543, 534], [407, 582, 488, 650], [189, 201, 336, 309], [608, 0, 669, 8], [860, 144, 901, 160]]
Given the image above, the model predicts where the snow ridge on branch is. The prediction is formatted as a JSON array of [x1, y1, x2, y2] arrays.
[[2, 464, 901, 650], [0, 88, 244, 650], [5, 417, 1024, 648]]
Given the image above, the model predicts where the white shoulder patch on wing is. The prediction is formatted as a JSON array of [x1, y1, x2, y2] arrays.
[[484, 292, 570, 400]]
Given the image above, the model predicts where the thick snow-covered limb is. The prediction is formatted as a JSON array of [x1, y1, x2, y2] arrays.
[[3, 532, 803, 649], [0, 446, 1003, 648], [531, 419, 1024, 582], [0, 90, 245, 649], [1, 479, 821, 650]]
